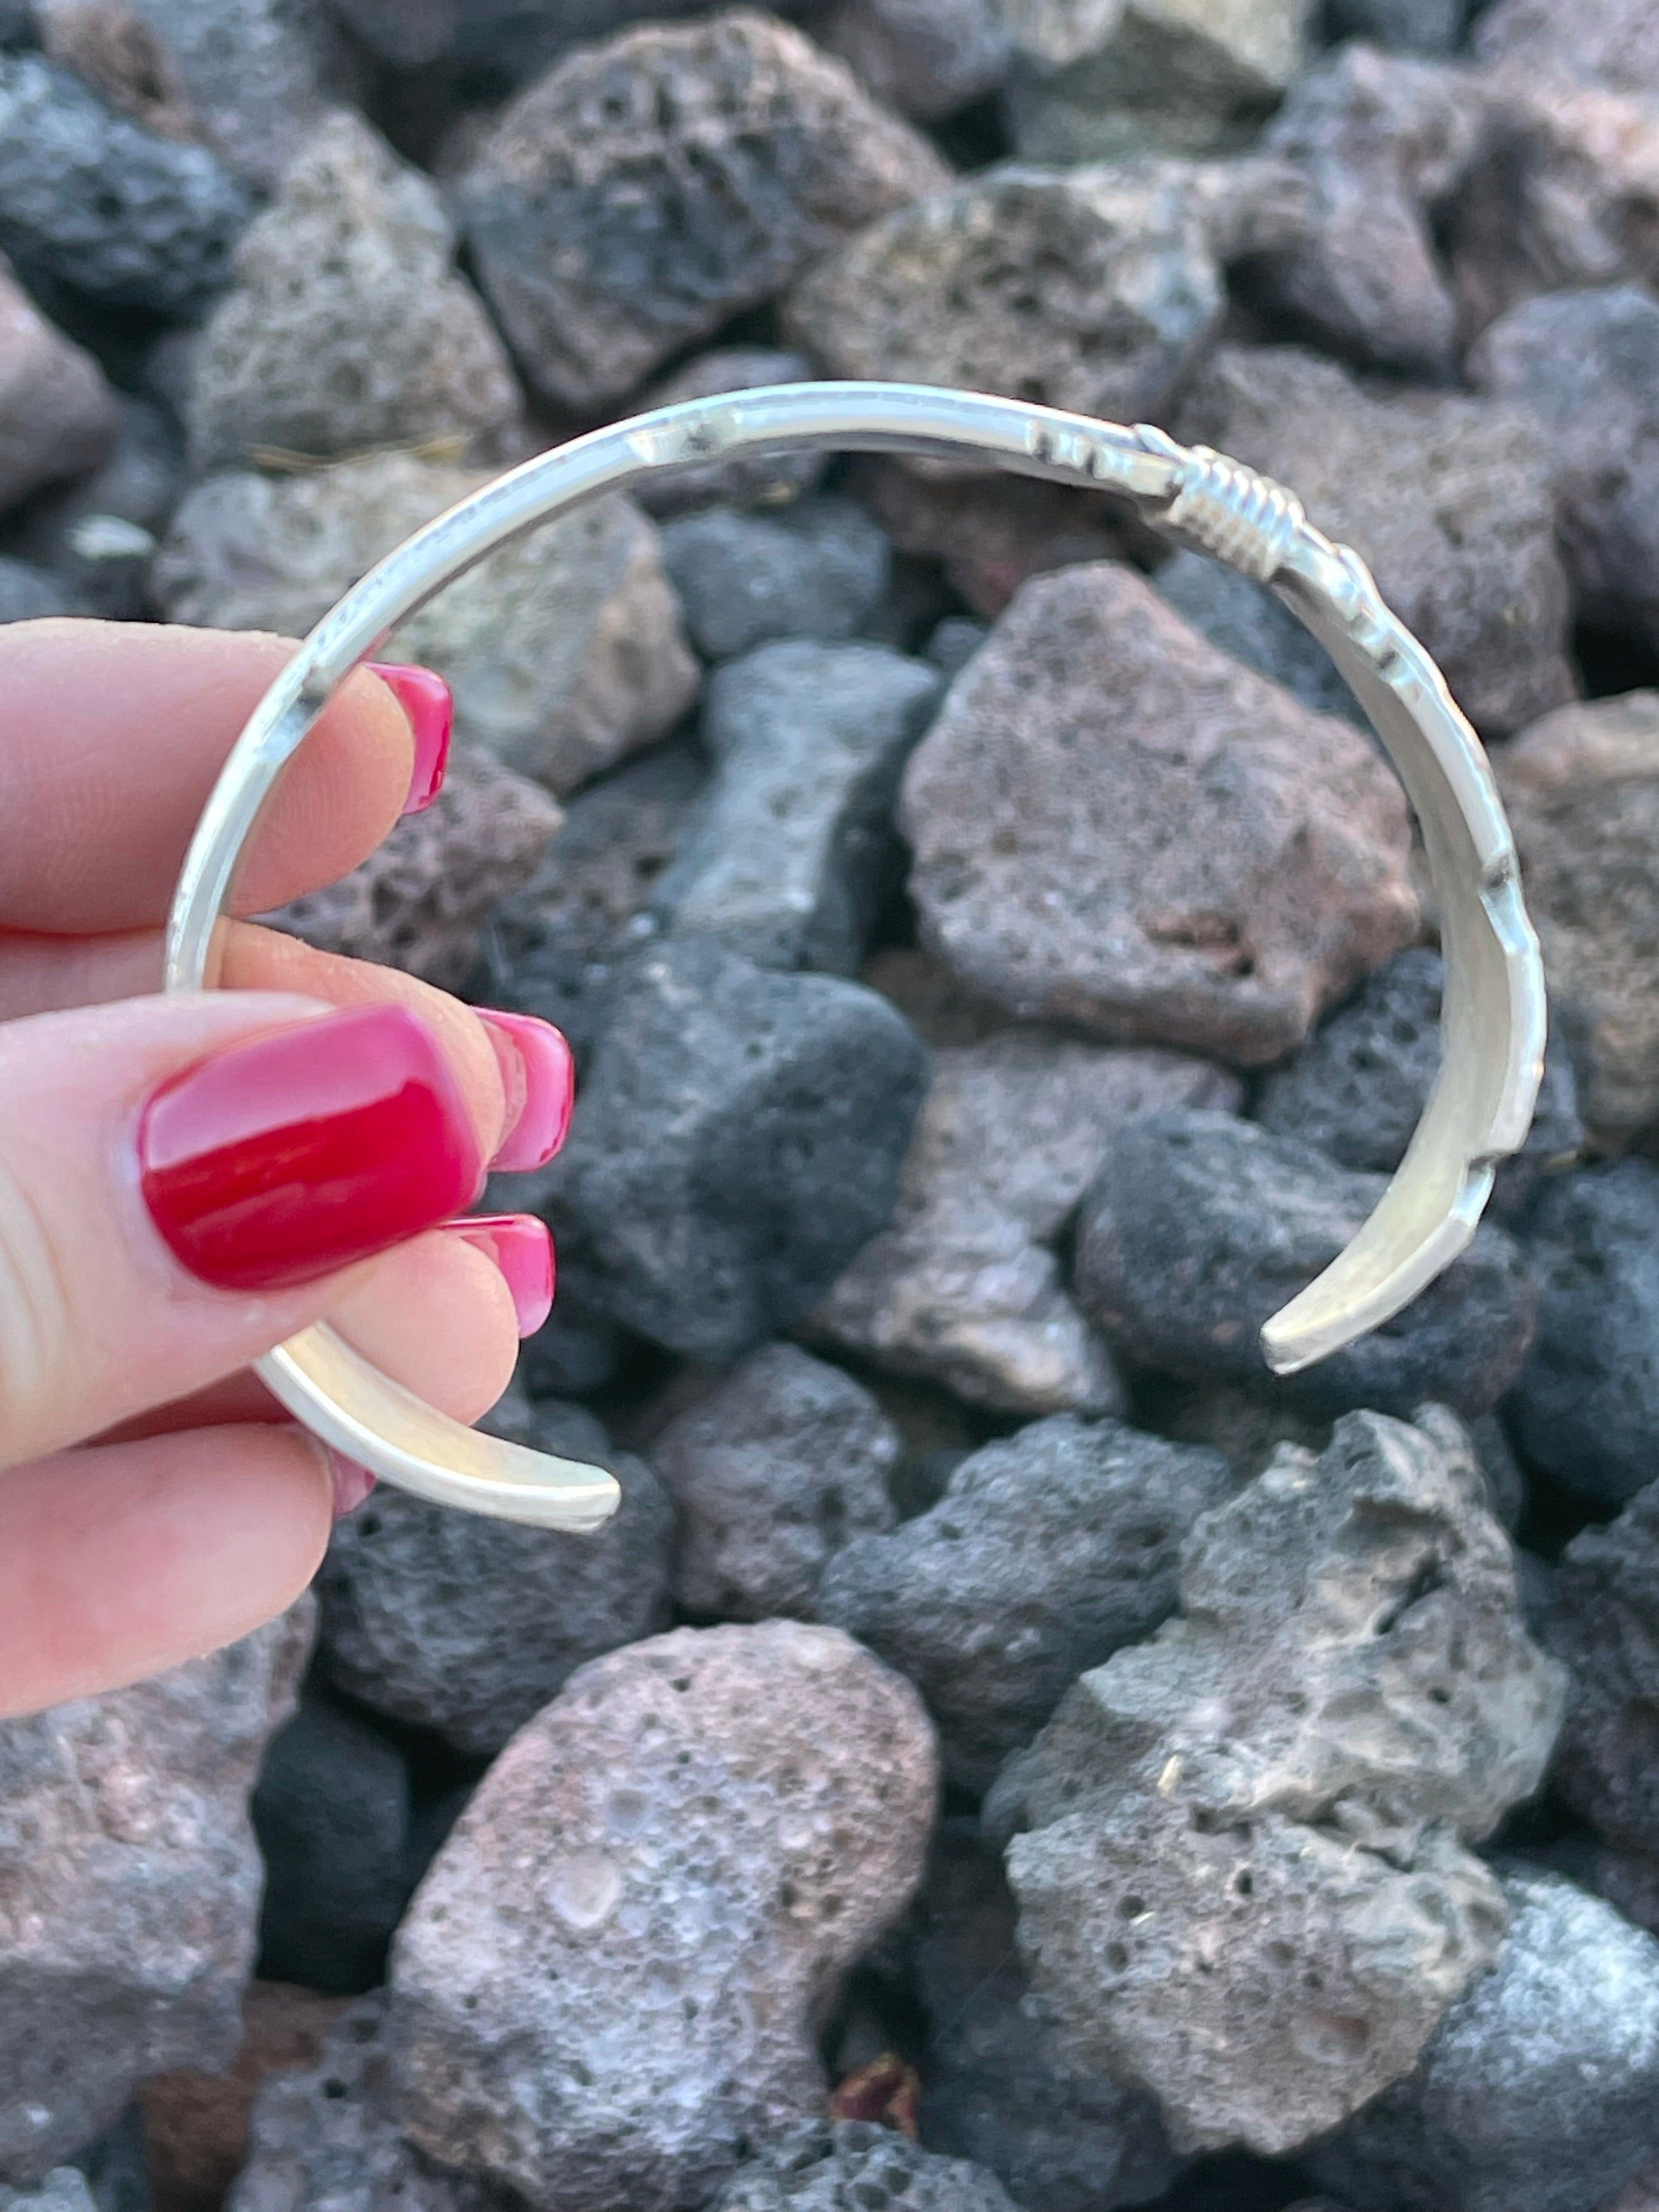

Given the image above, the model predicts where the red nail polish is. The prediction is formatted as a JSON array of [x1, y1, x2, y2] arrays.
[[474, 1010, 576, 1171], [444, 1212, 555, 1336], [370, 662, 453, 815], [138, 1005, 482, 1292]]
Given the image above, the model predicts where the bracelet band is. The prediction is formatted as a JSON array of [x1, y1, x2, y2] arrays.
[[165, 383, 1547, 1529]]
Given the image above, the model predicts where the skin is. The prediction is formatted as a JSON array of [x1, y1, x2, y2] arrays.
[[0, 620, 529, 1717]]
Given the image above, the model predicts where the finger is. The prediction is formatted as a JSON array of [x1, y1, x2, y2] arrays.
[[0, 1424, 334, 1717], [0, 620, 427, 933]]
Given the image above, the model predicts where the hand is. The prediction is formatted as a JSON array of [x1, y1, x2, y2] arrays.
[[0, 620, 571, 1718]]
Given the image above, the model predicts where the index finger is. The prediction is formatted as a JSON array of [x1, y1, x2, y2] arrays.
[[0, 620, 419, 933]]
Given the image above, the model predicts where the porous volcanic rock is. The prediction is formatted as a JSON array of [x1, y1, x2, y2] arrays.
[[1474, 0, 1659, 97], [634, 347, 824, 517], [1545, 1469, 1659, 1848], [711, 2121, 1019, 2210], [820, 0, 1008, 120], [658, 498, 891, 662], [0, 254, 116, 517]]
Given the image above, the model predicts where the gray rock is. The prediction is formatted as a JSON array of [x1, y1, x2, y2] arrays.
[[532, 938, 928, 1362], [317, 1401, 673, 1758], [712, 2121, 1019, 2211], [787, 161, 1224, 429], [330, 0, 722, 75], [454, 11, 949, 410], [924, 616, 986, 678], [155, 453, 698, 795], [634, 347, 825, 518], [0, 1607, 311, 2180], [1181, 343, 1576, 736], [0, 253, 115, 517], [1548, 1479, 1659, 1847], [0, 2176, 97, 2212], [1005, 1409, 1566, 2155], [1474, 0, 1659, 95], [817, 1412, 1235, 1792], [0, 556, 74, 620], [657, 638, 938, 974], [1494, 694, 1659, 1138], [0, 53, 250, 313], [1076, 1109, 1537, 1417], [659, 499, 891, 663], [1306, 1869, 1659, 2212], [187, 111, 522, 475], [13, 394, 184, 571], [1256, 946, 1583, 1221], [900, 561, 1418, 1066], [913, 1825, 1180, 2211], [389, 1621, 939, 2211], [650, 1344, 898, 1621], [1324, 0, 1468, 49], [1152, 546, 1362, 726], [820, 0, 1008, 118], [265, 745, 561, 994], [808, 1033, 1238, 1417]]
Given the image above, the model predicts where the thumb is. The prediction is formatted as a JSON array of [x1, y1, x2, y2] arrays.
[[0, 991, 485, 1468]]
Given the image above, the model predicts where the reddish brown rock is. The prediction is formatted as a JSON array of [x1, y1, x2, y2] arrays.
[[0, 255, 117, 517]]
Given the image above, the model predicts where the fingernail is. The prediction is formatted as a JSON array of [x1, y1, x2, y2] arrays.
[[138, 1004, 482, 1292], [473, 1010, 576, 1171], [330, 1454, 377, 1518], [443, 1212, 555, 1336], [369, 662, 453, 815]]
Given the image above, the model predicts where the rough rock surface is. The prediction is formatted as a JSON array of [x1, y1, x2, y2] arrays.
[[389, 1622, 940, 2211], [1153, 545, 1361, 726], [1548, 1479, 1659, 1846], [0, 255, 116, 516], [634, 347, 823, 517], [658, 498, 891, 663], [453, 12, 949, 409], [0, 51, 251, 312], [650, 1344, 898, 1622], [1474, 0, 1659, 96], [913, 1826, 1180, 2211], [532, 939, 928, 1361], [820, 0, 1008, 120], [1182, 343, 1576, 735], [0, 2175, 96, 2212], [809, 1032, 1238, 1415], [0, 1609, 311, 2179], [1076, 1109, 1537, 1417], [318, 1401, 674, 1758], [787, 162, 1225, 428], [186, 111, 522, 473], [655, 639, 940, 974], [1004, 1410, 1566, 2155], [1508, 1160, 1659, 1503], [711, 2121, 1019, 2210], [1306, 1869, 1659, 2212], [817, 1413, 1235, 1791], [267, 745, 561, 993], [1495, 693, 1659, 1137], [900, 562, 1418, 1065], [155, 452, 698, 794]]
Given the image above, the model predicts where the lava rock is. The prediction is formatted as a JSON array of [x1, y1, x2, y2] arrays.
[[816, 1412, 1235, 1791], [634, 347, 824, 518], [330, 0, 718, 76], [251, 1686, 414, 1995], [0, 1607, 311, 2179], [711, 2121, 1019, 2210], [532, 938, 928, 1361], [650, 1343, 898, 1621], [788, 161, 1224, 428], [265, 746, 561, 993], [656, 638, 939, 973], [0, 255, 115, 516], [1305, 1869, 1659, 2212], [1182, 343, 1575, 735], [0, 556, 74, 619], [12, 392, 184, 571], [317, 1401, 673, 1758], [1548, 1477, 1659, 1846], [388, 1621, 939, 2211], [453, 11, 949, 410], [1474, 0, 1659, 95], [1001, 0, 1313, 163], [1076, 1109, 1537, 1417], [1153, 546, 1362, 726], [155, 452, 698, 794], [0, 52, 250, 313], [1005, 1409, 1566, 2155], [1324, 0, 1468, 49], [658, 498, 891, 663], [187, 111, 522, 473], [820, 0, 1008, 119], [1255, 946, 1583, 1220], [1495, 693, 1659, 1138], [808, 1031, 1238, 1417], [900, 562, 1418, 1065], [0, 2176, 96, 2212]]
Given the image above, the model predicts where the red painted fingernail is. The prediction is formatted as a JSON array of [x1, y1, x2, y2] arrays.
[[330, 1455, 377, 1518], [474, 1010, 576, 1171], [443, 1212, 555, 1336], [370, 661, 453, 815], [138, 1005, 482, 1292]]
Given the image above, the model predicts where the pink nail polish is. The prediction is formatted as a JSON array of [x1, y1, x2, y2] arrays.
[[369, 662, 453, 815], [473, 1011, 576, 1172], [443, 1212, 556, 1337], [330, 1455, 377, 1518]]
